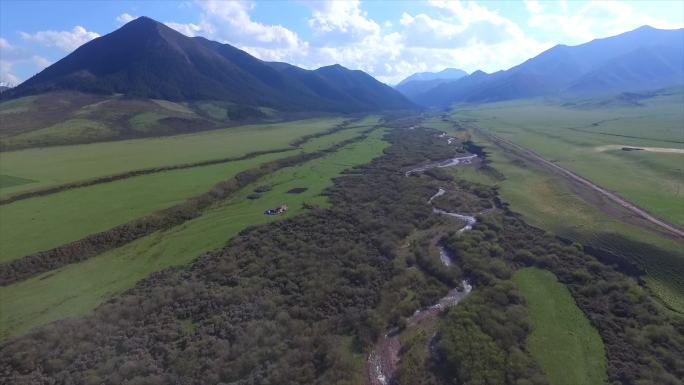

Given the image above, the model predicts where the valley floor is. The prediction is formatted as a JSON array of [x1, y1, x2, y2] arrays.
[[0, 116, 682, 385], [0, 117, 384, 338]]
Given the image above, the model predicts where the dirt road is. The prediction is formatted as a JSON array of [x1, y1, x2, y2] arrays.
[[474, 127, 684, 239]]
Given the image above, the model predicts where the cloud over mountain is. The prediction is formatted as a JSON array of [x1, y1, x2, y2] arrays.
[[2, 0, 682, 85]]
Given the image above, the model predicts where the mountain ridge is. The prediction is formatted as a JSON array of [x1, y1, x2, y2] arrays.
[[396, 68, 468, 86], [4, 16, 415, 113], [414, 25, 684, 106], [394, 68, 469, 102]]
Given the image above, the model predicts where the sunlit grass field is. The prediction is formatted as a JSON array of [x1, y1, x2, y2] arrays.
[[0, 122, 376, 262], [0, 117, 348, 197], [0, 128, 389, 339], [513, 268, 607, 385], [452, 91, 684, 227]]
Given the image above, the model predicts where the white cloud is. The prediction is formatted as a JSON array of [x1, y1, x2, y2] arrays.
[[378, 0, 550, 83], [111, 0, 548, 84], [21, 26, 100, 52], [32, 55, 52, 69], [311, 31, 403, 75], [307, 0, 380, 42], [0, 60, 21, 85], [0, 38, 52, 85], [8, 0, 677, 88], [0, 38, 26, 85], [527, 0, 684, 44], [165, 22, 202, 37], [524, 0, 544, 14], [164, 0, 307, 62], [116, 13, 136, 25]]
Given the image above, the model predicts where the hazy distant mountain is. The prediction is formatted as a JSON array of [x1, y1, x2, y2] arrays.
[[0, 86, 11, 93], [5, 17, 413, 112], [396, 68, 468, 86], [414, 70, 492, 106], [395, 68, 468, 102], [417, 25, 684, 106], [565, 44, 684, 94]]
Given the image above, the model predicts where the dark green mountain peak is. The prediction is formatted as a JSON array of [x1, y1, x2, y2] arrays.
[[4, 16, 414, 112]]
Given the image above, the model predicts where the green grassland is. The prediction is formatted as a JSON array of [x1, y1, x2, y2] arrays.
[[0, 122, 377, 262], [420, 115, 453, 131], [2, 118, 119, 149], [0, 174, 35, 189], [0, 128, 388, 339], [449, 129, 684, 313], [194, 100, 231, 120], [0, 95, 38, 115], [0, 152, 285, 262], [453, 91, 684, 228], [513, 268, 607, 385], [0, 117, 347, 197], [128, 111, 169, 132]]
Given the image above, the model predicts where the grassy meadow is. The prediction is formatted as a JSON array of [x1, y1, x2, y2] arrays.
[[0, 121, 377, 262], [452, 91, 684, 228], [0, 117, 347, 197], [513, 268, 608, 385], [0, 128, 389, 338]]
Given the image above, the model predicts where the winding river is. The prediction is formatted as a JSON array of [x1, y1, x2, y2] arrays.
[[367, 134, 478, 385]]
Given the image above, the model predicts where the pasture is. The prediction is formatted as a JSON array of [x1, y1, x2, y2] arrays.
[[0, 121, 377, 262], [452, 91, 684, 228], [0, 128, 388, 338], [0, 117, 347, 197], [513, 267, 607, 385], [0, 174, 34, 188]]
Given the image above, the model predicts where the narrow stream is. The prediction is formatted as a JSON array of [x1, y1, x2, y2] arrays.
[[405, 155, 477, 176], [368, 139, 478, 384]]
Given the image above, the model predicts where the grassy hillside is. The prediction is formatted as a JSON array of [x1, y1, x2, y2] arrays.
[[0, 92, 221, 149], [452, 90, 684, 227], [513, 268, 607, 385], [0, 116, 347, 197], [0, 128, 388, 338]]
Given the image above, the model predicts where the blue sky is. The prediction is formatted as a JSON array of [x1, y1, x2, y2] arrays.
[[1, 0, 682, 85]]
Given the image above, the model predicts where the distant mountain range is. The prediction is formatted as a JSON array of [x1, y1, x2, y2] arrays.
[[4, 17, 414, 113], [395, 68, 468, 102], [396, 68, 468, 86], [403, 25, 684, 107], [6, 19, 681, 112]]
